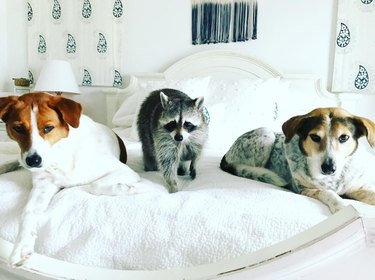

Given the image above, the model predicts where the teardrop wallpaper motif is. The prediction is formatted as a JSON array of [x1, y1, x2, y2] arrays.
[[28, 71, 34, 85], [27, 1, 126, 87], [66, 34, 76, 54], [97, 33, 107, 53], [113, 0, 123, 18], [27, 2, 33, 22], [354, 65, 369, 90], [336, 23, 350, 48], [332, 0, 374, 93], [113, 70, 123, 87], [82, 69, 92, 86], [38, 35, 47, 54], [52, 0, 61, 20], [82, 0, 92, 19]]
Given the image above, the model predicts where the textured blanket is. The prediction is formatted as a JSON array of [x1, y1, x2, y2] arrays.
[[0, 141, 331, 270]]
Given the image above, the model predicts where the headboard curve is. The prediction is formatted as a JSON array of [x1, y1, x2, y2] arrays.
[[164, 50, 283, 80]]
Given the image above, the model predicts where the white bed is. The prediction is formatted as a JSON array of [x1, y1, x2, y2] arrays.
[[0, 50, 375, 280]]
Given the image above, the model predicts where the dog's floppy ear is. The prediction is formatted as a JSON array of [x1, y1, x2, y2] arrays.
[[282, 114, 306, 143], [0, 96, 18, 121], [49, 96, 82, 128], [352, 116, 375, 148], [283, 114, 322, 143]]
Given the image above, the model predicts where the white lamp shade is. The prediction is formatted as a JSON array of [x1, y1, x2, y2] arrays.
[[34, 60, 80, 94]]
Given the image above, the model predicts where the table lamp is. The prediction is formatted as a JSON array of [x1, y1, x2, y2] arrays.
[[33, 60, 80, 95]]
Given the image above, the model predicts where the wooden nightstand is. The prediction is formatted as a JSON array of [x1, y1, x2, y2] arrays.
[[14, 85, 31, 94]]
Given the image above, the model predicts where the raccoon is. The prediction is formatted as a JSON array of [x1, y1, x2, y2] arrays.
[[137, 88, 209, 193]]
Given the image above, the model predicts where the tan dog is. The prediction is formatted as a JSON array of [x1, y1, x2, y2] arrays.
[[221, 107, 375, 213], [0, 92, 142, 266]]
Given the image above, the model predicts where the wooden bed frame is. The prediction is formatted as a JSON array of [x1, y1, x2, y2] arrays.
[[0, 50, 374, 279]]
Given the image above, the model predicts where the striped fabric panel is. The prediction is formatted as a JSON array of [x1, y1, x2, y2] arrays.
[[192, 0, 258, 45]]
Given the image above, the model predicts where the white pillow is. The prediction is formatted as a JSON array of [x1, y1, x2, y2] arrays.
[[111, 75, 142, 128], [112, 76, 211, 141], [205, 77, 290, 150]]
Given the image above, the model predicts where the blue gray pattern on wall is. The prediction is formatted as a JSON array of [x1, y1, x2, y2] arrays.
[[27, 0, 126, 88], [191, 0, 258, 45], [332, 0, 375, 93]]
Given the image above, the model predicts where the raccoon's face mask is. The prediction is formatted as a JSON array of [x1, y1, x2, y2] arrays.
[[160, 91, 205, 142]]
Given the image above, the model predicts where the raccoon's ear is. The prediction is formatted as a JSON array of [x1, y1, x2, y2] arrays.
[[160, 92, 169, 108], [194, 96, 204, 110]]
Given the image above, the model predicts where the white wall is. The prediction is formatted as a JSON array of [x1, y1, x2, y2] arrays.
[[124, 0, 337, 83], [0, 0, 8, 90], [1, 0, 340, 122], [1, 0, 28, 91], [2, 0, 337, 85]]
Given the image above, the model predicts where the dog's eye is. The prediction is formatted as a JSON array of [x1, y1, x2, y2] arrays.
[[183, 121, 196, 132], [12, 124, 25, 134], [43, 125, 55, 134], [164, 121, 177, 132], [339, 134, 349, 143], [310, 134, 321, 143]]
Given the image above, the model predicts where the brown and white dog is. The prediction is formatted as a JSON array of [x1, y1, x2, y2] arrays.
[[221, 107, 375, 213], [0, 92, 141, 266]]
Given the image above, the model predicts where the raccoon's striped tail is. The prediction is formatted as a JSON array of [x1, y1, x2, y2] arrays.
[[220, 156, 287, 187]]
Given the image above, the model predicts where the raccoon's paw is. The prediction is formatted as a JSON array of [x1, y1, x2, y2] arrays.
[[178, 166, 186, 176], [144, 161, 158, 172], [166, 180, 179, 193], [168, 185, 179, 193], [190, 168, 196, 180]]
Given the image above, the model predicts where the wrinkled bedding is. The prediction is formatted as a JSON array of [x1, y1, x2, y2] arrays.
[[0, 140, 331, 270]]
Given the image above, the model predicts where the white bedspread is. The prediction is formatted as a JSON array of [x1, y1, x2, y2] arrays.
[[0, 140, 331, 270]]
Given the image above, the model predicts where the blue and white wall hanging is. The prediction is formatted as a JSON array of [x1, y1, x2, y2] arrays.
[[191, 0, 258, 45], [331, 0, 375, 93], [27, 0, 126, 88]]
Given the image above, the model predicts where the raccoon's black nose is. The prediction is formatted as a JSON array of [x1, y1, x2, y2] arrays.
[[174, 134, 183, 142], [321, 158, 336, 175]]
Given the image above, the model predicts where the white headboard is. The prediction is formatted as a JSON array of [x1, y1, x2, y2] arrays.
[[164, 50, 283, 80]]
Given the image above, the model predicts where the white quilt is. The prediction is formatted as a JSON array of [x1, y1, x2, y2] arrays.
[[0, 140, 331, 270]]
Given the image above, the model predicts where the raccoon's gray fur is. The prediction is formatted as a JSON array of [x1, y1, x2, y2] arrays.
[[137, 88, 209, 193]]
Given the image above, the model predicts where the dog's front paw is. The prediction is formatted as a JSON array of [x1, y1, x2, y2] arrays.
[[327, 200, 349, 214], [89, 181, 137, 196], [9, 243, 34, 267], [112, 183, 136, 195]]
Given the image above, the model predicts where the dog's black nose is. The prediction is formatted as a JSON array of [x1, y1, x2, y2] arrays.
[[25, 153, 42, 168], [174, 134, 183, 142], [321, 159, 336, 175]]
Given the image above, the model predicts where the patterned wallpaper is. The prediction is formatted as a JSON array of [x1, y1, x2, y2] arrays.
[[332, 0, 375, 93], [27, 0, 126, 87]]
